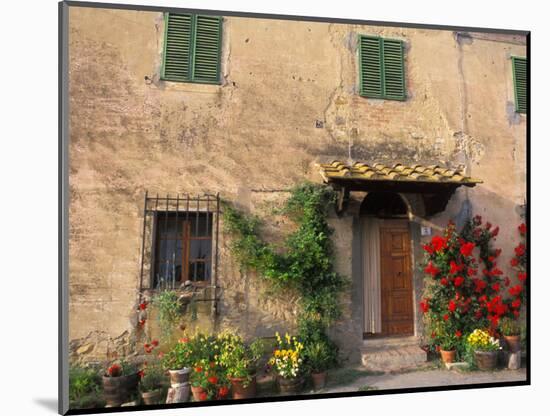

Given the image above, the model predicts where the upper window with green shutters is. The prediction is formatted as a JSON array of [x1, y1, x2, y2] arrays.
[[358, 35, 406, 101], [512, 56, 526, 114], [161, 13, 222, 84]]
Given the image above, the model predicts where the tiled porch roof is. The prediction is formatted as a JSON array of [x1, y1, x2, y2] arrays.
[[319, 161, 482, 186]]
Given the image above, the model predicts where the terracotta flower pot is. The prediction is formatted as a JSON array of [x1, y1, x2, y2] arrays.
[[141, 389, 162, 405], [475, 350, 498, 370], [504, 335, 521, 353], [439, 349, 456, 364], [191, 385, 208, 401], [169, 368, 191, 385], [311, 371, 327, 390], [230, 375, 257, 399], [102, 373, 139, 407], [277, 376, 304, 395]]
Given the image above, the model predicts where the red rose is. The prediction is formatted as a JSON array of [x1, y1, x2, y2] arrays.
[[443, 314, 449, 321], [454, 276, 464, 287], [509, 285, 523, 297], [474, 278, 487, 293], [198, 391, 208, 401], [518, 272, 527, 282], [449, 261, 463, 275], [208, 376, 219, 384], [441, 277, 448, 286], [512, 298, 521, 309], [490, 267, 503, 276], [460, 242, 475, 257], [515, 244, 526, 257], [510, 257, 519, 267], [423, 244, 434, 254], [491, 283, 500, 292], [448, 300, 457, 312], [218, 386, 229, 398], [195, 366, 203, 373], [455, 330, 462, 338], [518, 223, 527, 235], [420, 299, 430, 313], [488, 314, 499, 327], [424, 262, 440, 277], [467, 267, 476, 277], [431, 236, 448, 253], [151, 339, 159, 347]]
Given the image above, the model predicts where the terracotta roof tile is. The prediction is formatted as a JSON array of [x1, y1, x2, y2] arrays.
[[319, 161, 482, 185]]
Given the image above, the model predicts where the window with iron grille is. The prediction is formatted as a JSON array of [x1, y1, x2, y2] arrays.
[[512, 56, 527, 113], [139, 193, 220, 291], [358, 35, 406, 101], [161, 13, 223, 84]]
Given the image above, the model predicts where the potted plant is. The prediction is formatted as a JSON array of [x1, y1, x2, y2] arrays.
[[139, 362, 166, 405], [161, 337, 193, 384], [102, 359, 140, 407], [190, 359, 229, 401], [269, 332, 305, 395], [218, 333, 264, 399], [466, 329, 501, 370], [499, 317, 521, 353], [69, 365, 105, 409], [438, 330, 460, 364], [304, 341, 334, 390]]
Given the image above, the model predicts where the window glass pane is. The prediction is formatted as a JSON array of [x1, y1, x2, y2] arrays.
[[188, 261, 211, 281], [190, 213, 213, 237], [189, 239, 211, 260]]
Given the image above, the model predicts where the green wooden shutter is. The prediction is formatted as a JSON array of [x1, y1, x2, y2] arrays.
[[359, 36, 406, 101], [192, 15, 222, 84], [382, 39, 405, 100], [360, 36, 383, 98], [512, 56, 527, 113], [162, 13, 192, 81]]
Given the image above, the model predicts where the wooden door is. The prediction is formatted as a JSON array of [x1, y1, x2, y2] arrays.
[[379, 221, 414, 336]]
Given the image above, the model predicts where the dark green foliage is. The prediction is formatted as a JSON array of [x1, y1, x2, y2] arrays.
[[69, 365, 105, 409], [222, 183, 346, 357]]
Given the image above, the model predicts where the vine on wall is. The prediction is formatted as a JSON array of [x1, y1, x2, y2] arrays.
[[222, 183, 347, 354]]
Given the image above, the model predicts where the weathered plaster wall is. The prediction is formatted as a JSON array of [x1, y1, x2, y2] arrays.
[[68, 7, 526, 363]]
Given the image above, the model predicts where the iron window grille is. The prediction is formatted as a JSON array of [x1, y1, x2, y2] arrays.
[[138, 192, 220, 292]]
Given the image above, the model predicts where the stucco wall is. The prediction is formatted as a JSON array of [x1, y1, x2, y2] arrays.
[[67, 6, 526, 363]]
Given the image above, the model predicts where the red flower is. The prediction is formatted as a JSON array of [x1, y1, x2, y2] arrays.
[[467, 267, 476, 276], [151, 339, 159, 347], [440, 277, 448, 286], [448, 300, 457, 312], [491, 283, 500, 292], [218, 386, 229, 398], [420, 299, 430, 313], [488, 314, 500, 327], [518, 223, 527, 235], [513, 310, 520, 318], [515, 244, 526, 257], [424, 261, 440, 277], [474, 278, 487, 293], [512, 298, 521, 309], [198, 391, 208, 401], [454, 276, 464, 287], [195, 366, 203, 373], [485, 222, 492, 230], [139, 302, 147, 311], [494, 248, 502, 258], [431, 235, 448, 253], [518, 272, 527, 282], [144, 343, 150, 349], [449, 261, 463, 275], [455, 330, 462, 338], [504, 277, 511, 287], [509, 285, 523, 297], [491, 226, 500, 237], [138, 370, 144, 379], [460, 242, 476, 257], [207, 376, 219, 384], [443, 314, 449, 321], [490, 267, 503, 276], [108, 364, 122, 377], [179, 337, 189, 344], [422, 244, 434, 254], [138, 319, 146, 327], [510, 257, 519, 267]]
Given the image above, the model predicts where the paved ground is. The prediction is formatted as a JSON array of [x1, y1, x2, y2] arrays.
[[320, 367, 527, 393]]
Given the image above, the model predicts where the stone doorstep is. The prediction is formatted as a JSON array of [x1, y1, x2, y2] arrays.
[[361, 338, 427, 373]]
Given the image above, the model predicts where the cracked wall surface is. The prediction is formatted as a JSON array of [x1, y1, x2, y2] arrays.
[[68, 7, 527, 363]]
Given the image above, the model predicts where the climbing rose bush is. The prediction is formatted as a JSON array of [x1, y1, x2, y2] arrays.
[[421, 217, 505, 354]]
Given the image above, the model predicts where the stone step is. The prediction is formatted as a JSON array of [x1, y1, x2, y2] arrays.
[[361, 338, 427, 373]]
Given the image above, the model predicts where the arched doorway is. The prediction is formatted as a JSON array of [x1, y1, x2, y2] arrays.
[[361, 192, 414, 337]]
